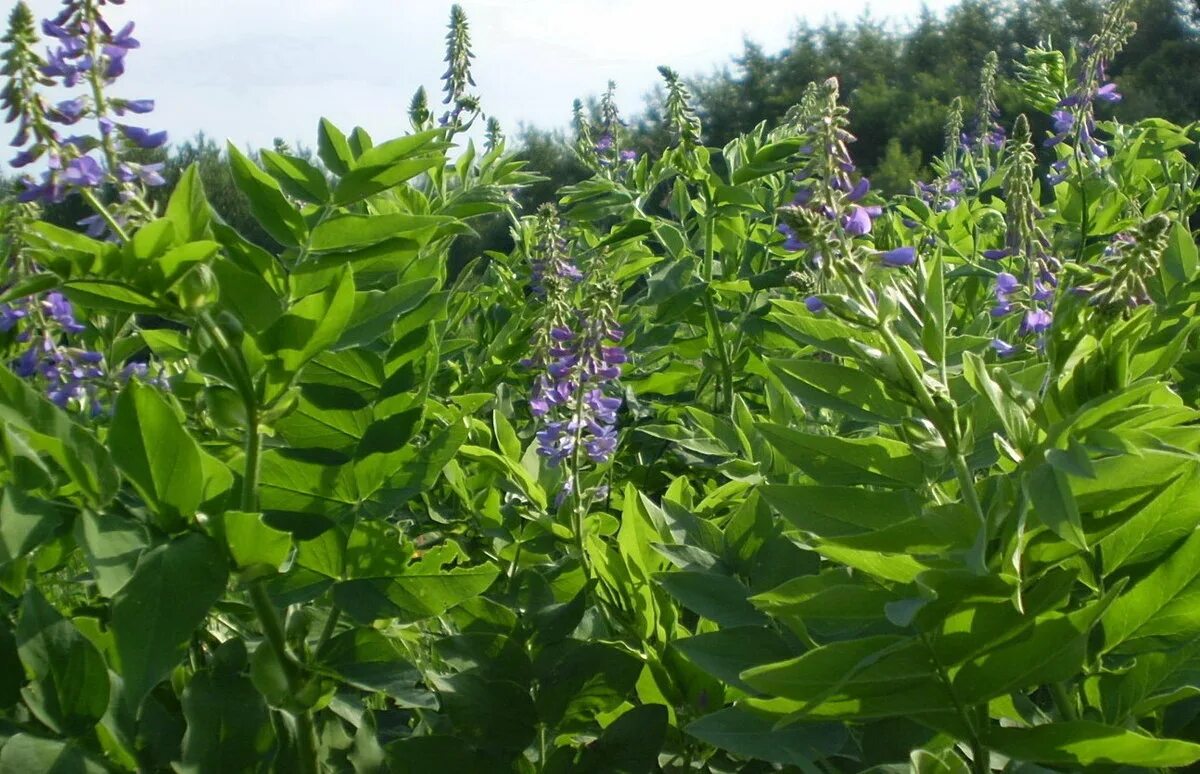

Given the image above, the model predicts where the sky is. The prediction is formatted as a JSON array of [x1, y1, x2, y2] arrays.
[[25, 0, 957, 152]]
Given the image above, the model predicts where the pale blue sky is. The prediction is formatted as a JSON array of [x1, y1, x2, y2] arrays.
[[26, 0, 957, 151]]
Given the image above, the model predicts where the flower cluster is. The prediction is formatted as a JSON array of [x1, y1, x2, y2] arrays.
[[572, 83, 638, 174], [523, 207, 625, 504], [916, 98, 967, 212], [2, 0, 165, 226], [918, 53, 1007, 210], [777, 77, 915, 298], [1044, 0, 1133, 183], [0, 290, 167, 412], [439, 4, 480, 130], [988, 116, 1060, 356], [1075, 214, 1170, 313], [964, 52, 1005, 167]]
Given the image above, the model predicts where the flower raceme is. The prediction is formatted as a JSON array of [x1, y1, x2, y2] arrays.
[[775, 78, 918, 321], [1043, 0, 1133, 183], [523, 207, 625, 504], [4, 0, 166, 219]]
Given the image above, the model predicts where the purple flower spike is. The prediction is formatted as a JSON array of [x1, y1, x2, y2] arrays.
[[880, 246, 916, 268]]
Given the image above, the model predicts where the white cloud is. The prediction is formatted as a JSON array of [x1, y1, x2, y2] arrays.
[[23, 0, 953, 151]]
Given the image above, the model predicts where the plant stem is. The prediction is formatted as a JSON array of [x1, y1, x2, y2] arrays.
[[700, 209, 734, 412], [80, 189, 129, 241], [315, 604, 341, 655], [196, 311, 318, 774], [1050, 681, 1080, 721]]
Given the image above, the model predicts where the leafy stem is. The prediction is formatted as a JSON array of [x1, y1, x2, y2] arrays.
[[195, 310, 318, 774]]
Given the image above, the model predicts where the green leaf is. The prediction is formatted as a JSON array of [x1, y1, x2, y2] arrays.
[[258, 449, 358, 516], [260, 265, 356, 381], [562, 704, 668, 774], [430, 671, 537, 756], [317, 118, 355, 175], [74, 513, 147, 598], [317, 628, 420, 700], [308, 213, 452, 252], [597, 218, 652, 248], [357, 417, 466, 503], [1098, 463, 1200, 573], [756, 423, 925, 488], [0, 367, 118, 506], [260, 150, 331, 203], [673, 627, 794, 694], [987, 721, 1200, 768], [0, 488, 67, 566], [334, 155, 445, 205], [165, 163, 212, 242], [0, 734, 108, 774], [335, 562, 499, 623], [16, 589, 109, 735], [1163, 219, 1199, 283], [109, 381, 204, 527], [952, 600, 1109, 705], [768, 358, 908, 424], [385, 736, 503, 774], [534, 640, 642, 728], [224, 511, 291, 572], [760, 485, 921, 537], [61, 280, 162, 314], [1024, 462, 1086, 550], [922, 253, 947, 364], [338, 278, 438, 349], [178, 669, 275, 774], [686, 707, 846, 767], [226, 143, 307, 247], [111, 533, 228, 710], [655, 571, 769, 627], [1103, 527, 1200, 653], [741, 636, 954, 719]]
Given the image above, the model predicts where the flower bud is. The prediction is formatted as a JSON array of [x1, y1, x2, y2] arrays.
[[178, 264, 219, 312]]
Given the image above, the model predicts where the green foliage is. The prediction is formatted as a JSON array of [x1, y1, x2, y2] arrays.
[[0, 2, 1199, 773]]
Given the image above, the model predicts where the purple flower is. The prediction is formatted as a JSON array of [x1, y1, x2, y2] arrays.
[[48, 97, 88, 125], [0, 303, 27, 332], [991, 339, 1017, 357], [982, 248, 1011, 261], [619, 149, 637, 162], [843, 205, 872, 236], [880, 246, 916, 268], [62, 155, 105, 187], [995, 272, 1020, 295], [118, 124, 167, 149], [1018, 308, 1053, 336], [113, 98, 154, 115], [804, 296, 826, 313], [847, 176, 870, 202], [43, 292, 85, 334], [1095, 83, 1121, 103]]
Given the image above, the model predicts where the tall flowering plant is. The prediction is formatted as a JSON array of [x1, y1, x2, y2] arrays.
[[524, 206, 625, 510], [0, 0, 167, 414]]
